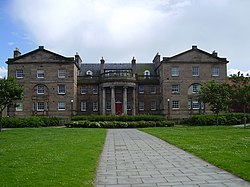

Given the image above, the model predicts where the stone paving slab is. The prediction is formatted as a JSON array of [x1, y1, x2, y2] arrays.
[[95, 129, 250, 187]]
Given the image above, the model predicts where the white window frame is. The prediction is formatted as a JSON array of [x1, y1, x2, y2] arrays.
[[192, 67, 199, 76], [139, 85, 144, 94], [172, 100, 180, 109], [16, 69, 24, 79], [151, 100, 157, 111], [93, 86, 98, 94], [81, 101, 87, 111], [93, 101, 98, 111], [58, 69, 66, 78], [212, 67, 220, 77], [37, 69, 44, 78], [15, 103, 23, 111], [37, 85, 45, 94], [171, 67, 179, 77], [37, 102, 45, 111], [58, 85, 66, 94], [150, 85, 156, 94], [80, 86, 87, 94], [58, 101, 66, 110], [192, 84, 200, 93], [139, 101, 144, 111], [171, 84, 180, 93]]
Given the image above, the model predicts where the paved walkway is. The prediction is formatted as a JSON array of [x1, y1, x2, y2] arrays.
[[95, 129, 250, 187]]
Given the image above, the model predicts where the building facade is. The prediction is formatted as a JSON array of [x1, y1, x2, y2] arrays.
[[6, 45, 228, 119]]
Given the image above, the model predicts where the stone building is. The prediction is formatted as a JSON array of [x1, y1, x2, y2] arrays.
[[6, 45, 228, 119]]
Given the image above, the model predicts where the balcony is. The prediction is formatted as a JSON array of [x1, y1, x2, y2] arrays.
[[100, 71, 136, 83]]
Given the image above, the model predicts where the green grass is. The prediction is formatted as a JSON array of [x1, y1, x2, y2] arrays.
[[141, 126, 250, 181], [0, 128, 106, 187]]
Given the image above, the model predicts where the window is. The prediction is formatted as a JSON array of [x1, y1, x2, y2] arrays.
[[188, 100, 204, 110], [93, 101, 98, 111], [172, 100, 179, 109], [16, 103, 23, 111], [81, 101, 87, 111], [171, 67, 179, 77], [37, 102, 45, 111], [192, 67, 199, 76], [80, 86, 87, 94], [58, 102, 66, 110], [144, 70, 150, 78], [139, 85, 144, 94], [58, 85, 66, 94], [212, 67, 220, 76], [150, 86, 156, 94], [16, 69, 24, 78], [127, 101, 132, 110], [86, 70, 93, 76], [37, 69, 44, 78], [171, 84, 180, 93], [192, 84, 200, 93], [58, 69, 66, 78], [93, 86, 98, 94], [106, 101, 111, 110], [151, 101, 157, 110], [139, 101, 144, 110], [37, 85, 45, 94]]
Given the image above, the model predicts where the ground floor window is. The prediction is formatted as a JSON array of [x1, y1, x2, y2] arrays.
[[58, 101, 66, 110], [139, 101, 144, 110], [151, 101, 157, 110], [15, 103, 23, 111], [106, 101, 111, 110], [81, 101, 87, 111], [188, 100, 204, 110], [172, 100, 179, 109], [93, 101, 98, 111], [37, 102, 45, 111], [127, 100, 132, 110]]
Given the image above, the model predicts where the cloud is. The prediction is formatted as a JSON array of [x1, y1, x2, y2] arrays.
[[7, 0, 250, 73], [0, 66, 7, 78]]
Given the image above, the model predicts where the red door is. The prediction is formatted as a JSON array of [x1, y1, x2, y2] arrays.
[[115, 102, 122, 115]]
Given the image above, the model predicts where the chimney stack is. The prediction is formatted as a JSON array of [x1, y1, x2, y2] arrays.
[[131, 57, 136, 73], [14, 48, 21, 58], [100, 57, 105, 74]]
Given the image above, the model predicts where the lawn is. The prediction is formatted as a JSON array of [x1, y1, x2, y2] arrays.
[[0, 128, 106, 187], [141, 126, 250, 182]]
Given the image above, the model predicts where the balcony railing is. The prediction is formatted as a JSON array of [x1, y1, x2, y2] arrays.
[[100, 71, 136, 82]]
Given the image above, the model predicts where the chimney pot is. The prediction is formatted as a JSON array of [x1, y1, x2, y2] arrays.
[[14, 48, 21, 58], [192, 45, 198, 49]]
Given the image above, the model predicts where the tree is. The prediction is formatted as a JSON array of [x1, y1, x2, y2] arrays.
[[229, 72, 250, 128], [198, 80, 230, 125], [0, 77, 23, 132]]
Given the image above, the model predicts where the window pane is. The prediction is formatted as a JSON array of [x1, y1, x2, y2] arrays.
[[37, 102, 45, 111], [37, 69, 44, 78], [80, 86, 87, 94], [81, 101, 87, 111], [192, 84, 200, 93], [93, 86, 98, 94], [16, 69, 24, 78], [171, 67, 179, 76], [16, 103, 23, 111], [127, 101, 132, 110], [139, 85, 144, 94], [151, 101, 156, 110], [139, 101, 144, 110], [58, 102, 66, 110], [37, 85, 45, 94], [58, 69, 66, 78], [171, 84, 180, 93], [58, 85, 66, 94], [106, 101, 111, 110], [93, 101, 98, 111], [192, 67, 199, 76], [212, 67, 220, 76], [150, 86, 156, 94], [172, 100, 179, 109]]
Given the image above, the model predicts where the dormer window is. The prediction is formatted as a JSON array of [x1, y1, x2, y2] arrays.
[[144, 70, 150, 78], [86, 70, 93, 76]]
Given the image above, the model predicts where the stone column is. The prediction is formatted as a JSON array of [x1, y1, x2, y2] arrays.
[[132, 87, 136, 115], [102, 87, 106, 115], [111, 86, 115, 115], [123, 87, 127, 115]]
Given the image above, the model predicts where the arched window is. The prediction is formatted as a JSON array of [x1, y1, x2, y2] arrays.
[[188, 83, 201, 95], [144, 70, 150, 78], [86, 70, 93, 76]]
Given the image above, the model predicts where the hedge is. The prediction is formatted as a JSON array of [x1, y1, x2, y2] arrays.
[[181, 113, 250, 126], [65, 120, 174, 128], [71, 114, 166, 122], [0, 116, 61, 128]]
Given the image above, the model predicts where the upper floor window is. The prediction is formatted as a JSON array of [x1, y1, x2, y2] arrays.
[[58, 69, 66, 78], [93, 86, 98, 94], [37, 69, 44, 78], [144, 70, 150, 78], [80, 86, 87, 94], [192, 67, 199, 76], [15, 103, 23, 111], [212, 67, 220, 76], [81, 101, 87, 111], [86, 70, 93, 76], [172, 100, 180, 109], [16, 69, 24, 79], [171, 67, 179, 77], [171, 84, 180, 93], [37, 85, 45, 94], [93, 101, 98, 111], [192, 83, 201, 93], [58, 85, 66, 94], [150, 86, 156, 94], [139, 85, 144, 94], [58, 101, 66, 110]]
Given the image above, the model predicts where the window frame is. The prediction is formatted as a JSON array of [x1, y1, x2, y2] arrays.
[[192, 66, 199, 77], [92, 86, 98, 94], [15, 103, 23, 111], [81, 101, 87, 111], [37, 84, 45, 94], [139, 101, 144, 111], [16, 69, 24, 79], [171, 67, 179, 77], [139, 85, 144, 94], [58, 69, 66, 78], [37, 102, 45, 111], [171, 84, 180, 93], [212, 67, 220, 77], [150, 85, 156, 94], [37, 69, 44, 78], [58, 84, 66, 95], [58, 101, 66, 111], [93, 101, 98, 111], [151, 100, 157, 111], [172, 100, 180, 109], [80, 86, 87, 94]]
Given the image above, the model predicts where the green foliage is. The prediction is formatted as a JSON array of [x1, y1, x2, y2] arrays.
[[1, 116, 62, 128], [0, 128, 106, 186], [65, 120, 174, 128], [181, 113, 250, 126], [141, 126, 250, 181], [72, 114, 166, 122]]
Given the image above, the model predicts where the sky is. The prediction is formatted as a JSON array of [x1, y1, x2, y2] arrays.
[[1, 0, 250, 78]]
